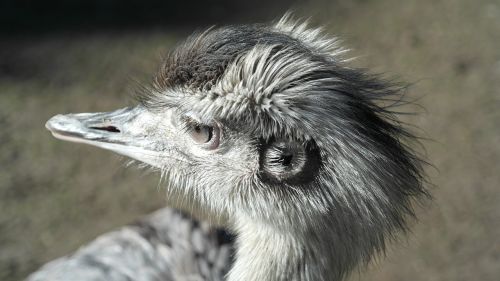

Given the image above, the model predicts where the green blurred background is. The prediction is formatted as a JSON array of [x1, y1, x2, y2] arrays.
[[1, 0, 499, 280]]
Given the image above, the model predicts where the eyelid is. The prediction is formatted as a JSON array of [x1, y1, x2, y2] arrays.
[[179, 114, 209, 135]]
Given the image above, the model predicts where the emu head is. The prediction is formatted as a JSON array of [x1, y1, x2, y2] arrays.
[[46, 17, 426, 280]]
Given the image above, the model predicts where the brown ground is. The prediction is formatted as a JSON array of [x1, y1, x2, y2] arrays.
[[1, 0, 499, 280]]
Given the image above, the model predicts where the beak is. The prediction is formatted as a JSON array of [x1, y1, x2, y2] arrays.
[[45, 106, 166, 167]]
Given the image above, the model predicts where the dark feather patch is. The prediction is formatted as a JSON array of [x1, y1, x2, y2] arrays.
[[150, 25, 309, 91]]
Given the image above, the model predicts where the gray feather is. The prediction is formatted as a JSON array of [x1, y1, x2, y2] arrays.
[[26, 208, 233, 281]]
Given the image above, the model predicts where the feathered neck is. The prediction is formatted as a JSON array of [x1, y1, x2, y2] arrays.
[[227, 217, 342, 281]]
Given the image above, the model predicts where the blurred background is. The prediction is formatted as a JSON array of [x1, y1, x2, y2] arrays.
[[1, 0, 499, 280]]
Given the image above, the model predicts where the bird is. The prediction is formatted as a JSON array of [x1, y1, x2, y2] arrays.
[[31, 14, 427, 281]]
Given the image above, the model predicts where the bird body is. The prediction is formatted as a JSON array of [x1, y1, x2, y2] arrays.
[[28, 208, 234, 281], [35, 15, 427, 281]]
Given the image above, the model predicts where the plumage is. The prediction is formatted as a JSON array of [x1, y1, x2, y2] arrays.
[[28, 208, 234, 281], [34, 15, 427, 281]]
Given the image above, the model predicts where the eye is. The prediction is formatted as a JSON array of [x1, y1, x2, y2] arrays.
[[261, 139, 320, 184], [189, 124, 213, 144], [184, 118, 221, 150]]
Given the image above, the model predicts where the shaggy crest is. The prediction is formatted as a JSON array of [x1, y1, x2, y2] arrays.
[[273, 13, 348, 59]]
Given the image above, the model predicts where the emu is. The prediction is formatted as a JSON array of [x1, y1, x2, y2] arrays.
[[30, 15, 426, 281]]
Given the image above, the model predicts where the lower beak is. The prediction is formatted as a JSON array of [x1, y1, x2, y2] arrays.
[[45, 106, 163, 167]]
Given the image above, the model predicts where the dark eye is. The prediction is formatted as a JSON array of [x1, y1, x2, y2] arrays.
[[261, 139, 320, 184]]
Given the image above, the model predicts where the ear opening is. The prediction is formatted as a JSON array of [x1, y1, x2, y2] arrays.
[[258, 137, 322, 185]]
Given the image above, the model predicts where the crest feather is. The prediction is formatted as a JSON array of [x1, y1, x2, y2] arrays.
[[273, 13, 349, 60]]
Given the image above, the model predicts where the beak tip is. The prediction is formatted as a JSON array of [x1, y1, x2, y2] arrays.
[[45, 116, 56, 132], [45, 114, 81, 137], [45, 114, 64, 132]]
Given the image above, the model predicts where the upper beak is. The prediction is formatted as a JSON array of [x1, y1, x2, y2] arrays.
[[45, 106, 164, 167]]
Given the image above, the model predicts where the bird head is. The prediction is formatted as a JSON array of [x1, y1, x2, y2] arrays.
[[46, 16, 426, 278]]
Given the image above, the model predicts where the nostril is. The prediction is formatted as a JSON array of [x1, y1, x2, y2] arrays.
[[90, 126, 121, 133]]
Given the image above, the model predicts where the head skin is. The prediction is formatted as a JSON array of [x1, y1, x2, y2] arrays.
[[46, 15, 427, 281]]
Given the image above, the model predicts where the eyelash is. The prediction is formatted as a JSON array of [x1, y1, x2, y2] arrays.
[[179, 116, 203, 133]]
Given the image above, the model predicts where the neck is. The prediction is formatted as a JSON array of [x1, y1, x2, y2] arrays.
[[227, 218, 334, 281]]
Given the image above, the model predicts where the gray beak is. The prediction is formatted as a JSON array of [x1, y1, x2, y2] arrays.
[[45, 106, 169, 167]]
